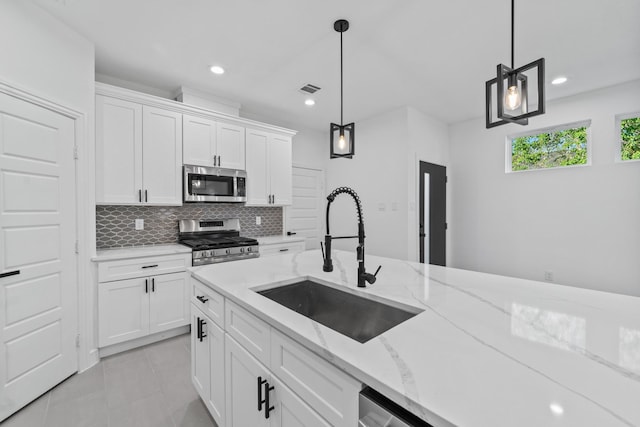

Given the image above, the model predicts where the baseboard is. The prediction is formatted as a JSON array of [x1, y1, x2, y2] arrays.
[[98, 325, 191, 358]]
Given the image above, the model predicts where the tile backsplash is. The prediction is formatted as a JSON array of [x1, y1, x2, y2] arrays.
[[96, 205, 283, 248]]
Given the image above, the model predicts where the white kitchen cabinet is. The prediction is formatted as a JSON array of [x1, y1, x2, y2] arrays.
[[259, 240, 306, 257], [97, 254, 191, 348], [191, 305, 225, 426], [96, 95, 182, 205], [183, 114, 245, 169], [270, 375, 331, 427], [226, 334, 270, 427], [246, 129, 292, 206]]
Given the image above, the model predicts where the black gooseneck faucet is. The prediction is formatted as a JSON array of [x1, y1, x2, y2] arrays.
[[321, 187, 381, 287]]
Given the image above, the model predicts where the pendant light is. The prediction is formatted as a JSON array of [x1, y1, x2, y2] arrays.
[[485, 0, 545, 128], [330, 19, 355, 159]]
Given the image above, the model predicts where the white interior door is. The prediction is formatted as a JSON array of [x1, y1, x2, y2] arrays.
[[0, 92, 78, 421], [285, 166, 324, 249]]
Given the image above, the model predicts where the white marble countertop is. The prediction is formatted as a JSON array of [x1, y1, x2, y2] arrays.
[[93, 243, 191, 261], [191, 250, 640, 427], [257, 235, 306, 245]]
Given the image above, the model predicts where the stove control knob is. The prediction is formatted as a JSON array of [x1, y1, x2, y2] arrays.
[[240, 247, 245, 253], [247, 247, 252, 252]]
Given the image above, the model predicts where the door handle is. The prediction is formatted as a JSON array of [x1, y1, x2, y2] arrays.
[[0, 270, 20, 278], [286, 231, 297, 236], [198, 318, 206, 341], [258, 376, 267, 411], [264, 381, 275, 419]]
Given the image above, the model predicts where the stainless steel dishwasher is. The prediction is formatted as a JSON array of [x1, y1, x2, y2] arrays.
[[359, 387, 433, 427]]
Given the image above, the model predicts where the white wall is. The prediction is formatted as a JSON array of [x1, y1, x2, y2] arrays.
[[449, 80, 640, 297], [0, 1, 97, 368], [325, 108, 409, 259]]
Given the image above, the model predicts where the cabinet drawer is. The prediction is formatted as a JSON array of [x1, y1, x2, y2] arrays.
[[192, 278, 225, 328], [225, 301, 270, 366], [271, 329, 361, 427], [98, 254, 190, 282], [259, 241, 305, 257]]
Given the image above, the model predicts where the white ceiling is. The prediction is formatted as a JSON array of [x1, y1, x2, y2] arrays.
[[35, 0, 640, 131]]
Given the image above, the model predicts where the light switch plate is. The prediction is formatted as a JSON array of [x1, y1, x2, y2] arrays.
[[135, 219, 144, 230]]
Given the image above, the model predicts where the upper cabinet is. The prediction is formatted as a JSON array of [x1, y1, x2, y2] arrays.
[[96, 95, 183, 205], [245, 129, 292, 206], [183, 114, 245, 170]]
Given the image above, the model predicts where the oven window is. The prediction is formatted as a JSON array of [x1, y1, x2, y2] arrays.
[[188, 174, 234, 196]]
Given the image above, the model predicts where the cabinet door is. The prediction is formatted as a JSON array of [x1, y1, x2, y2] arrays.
[[245, 129, 270, 206], [96, 95, 142, 204], [149, 272, 189, 334], [217, 122, 245, 170], [268, 135, 292, 206], [225, 335, 269, 427], [142, 106, 183, 205], [183, 114, 216, 167], [208, 318, 225, 426], [98, 277, 150, 347], [269, 376, 331, 427], [191, 305, 210, 402]]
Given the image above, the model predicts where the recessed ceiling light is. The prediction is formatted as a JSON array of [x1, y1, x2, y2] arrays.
[[210, 65, 225, 75], [551, 76, 568, 85], [549, 403, 564, 416], [304, 99, 315, 106]]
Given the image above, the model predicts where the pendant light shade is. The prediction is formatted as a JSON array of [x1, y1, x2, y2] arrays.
[[486, 0, 545, 128], [330, 19, 355, 159]]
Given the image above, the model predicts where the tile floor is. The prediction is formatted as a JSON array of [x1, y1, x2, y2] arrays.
[[3, 333, 217, 427]]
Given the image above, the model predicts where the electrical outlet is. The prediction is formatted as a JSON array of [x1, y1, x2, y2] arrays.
[[544, 271, 553, 282], [256, 216, 261, 225], [135, 219, 144, 230]]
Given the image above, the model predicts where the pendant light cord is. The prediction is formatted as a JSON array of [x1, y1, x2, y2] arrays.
[[340, 30, 344, 126], [511, 0, 515, 69]]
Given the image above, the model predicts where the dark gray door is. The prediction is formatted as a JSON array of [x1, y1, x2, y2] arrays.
[[419, 161, 446, 266]]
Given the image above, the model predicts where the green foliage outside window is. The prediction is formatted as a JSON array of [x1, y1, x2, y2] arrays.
[[621, 117, 640, 161], [511, 126, 587, 171]]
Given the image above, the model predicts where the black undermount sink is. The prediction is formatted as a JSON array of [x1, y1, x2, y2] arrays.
[[257, 279, 422, 343]]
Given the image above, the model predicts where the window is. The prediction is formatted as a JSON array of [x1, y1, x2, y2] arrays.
[[508, 121, 590, 172], [619, 114, 640, 161]]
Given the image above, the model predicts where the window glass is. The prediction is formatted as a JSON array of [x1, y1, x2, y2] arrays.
[[621, 117, 640, 161], [510, 124, 588, 171]]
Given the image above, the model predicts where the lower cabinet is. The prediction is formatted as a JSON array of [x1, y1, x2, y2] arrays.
[[191, 278, 360, 427], [225, 334, 329, 427], [99, 271, 189, 347], [191, 305, 225, 426]]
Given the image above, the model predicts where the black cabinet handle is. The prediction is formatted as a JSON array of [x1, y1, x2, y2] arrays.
[[217, 155, 221, 166], [265, 381, 275, 419], [258, 376, 267, 411], [286, 231, 297, 236], [198, 317, 206, 342], [196, 295, 209, 303], [0, 270, 20, 278], [151, 277, 155, 292], [145, 279, 148, 293], [141, 264, 158, 269], [144, 189, 148, 202], [138, 189, 142, 202], [196, 316, 201, 340], [279, 248, 289, 252]]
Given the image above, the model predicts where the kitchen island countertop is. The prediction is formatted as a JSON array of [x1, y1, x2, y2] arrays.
[[191, 249, 640, 427]]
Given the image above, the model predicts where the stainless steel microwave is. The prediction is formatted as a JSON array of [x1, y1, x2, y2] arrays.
[[183, 165, 247, 203]]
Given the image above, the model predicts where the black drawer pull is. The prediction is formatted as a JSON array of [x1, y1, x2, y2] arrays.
[[0, 270, 20, 278], [279, 248, 289, 252], [141, 264, 158, 269], [196, 295, 209, 303]]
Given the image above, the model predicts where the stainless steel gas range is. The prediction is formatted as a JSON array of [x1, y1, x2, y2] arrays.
[[178, 218, 259, 266]]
